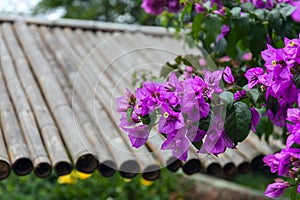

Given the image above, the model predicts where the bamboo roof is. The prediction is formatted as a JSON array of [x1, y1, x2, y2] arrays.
[[0, 17, 282, 180]]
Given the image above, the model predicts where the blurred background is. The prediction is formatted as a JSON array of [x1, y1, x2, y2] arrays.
[[0, 0, 158, 24]]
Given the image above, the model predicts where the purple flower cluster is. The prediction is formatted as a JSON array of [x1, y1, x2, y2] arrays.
[[141, 0, 183, 15], [117, 68, 236, 161], [245, 35, 300, 128], [244, 35, 300, 198]]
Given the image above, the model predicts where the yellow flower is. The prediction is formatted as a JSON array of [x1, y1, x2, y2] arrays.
[[76, 171, 93, 180], [57, 173, 77, 185], [140, 178, 153, 186], [123, 178, 132, 182]]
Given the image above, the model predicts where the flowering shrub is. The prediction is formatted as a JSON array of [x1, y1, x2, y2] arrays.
[[247, 36, 300, 199], [116, 0, 300, 199]]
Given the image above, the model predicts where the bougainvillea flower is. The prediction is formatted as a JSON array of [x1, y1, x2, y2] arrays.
[[261, 44, 285, 70], [116, 89, 135, 112], [252, 0, 274, 9], [222, 66, 235, 84], [124, 125, 150, 148], [161, 128, 190, 161], [264, 179, 290, 198], [250, 108, 260, 132], [186, 125, 206, 142], [167, 0, 183, 13], [136, 82, 163, 115], [198, 115, 234, 155], [195, 3, 206, 13], [158, 106, 184, 133], [264, 150, 291, 176], [234, 90, 246, 101], [284, 37, 300, 62], [290, 1, 300, 22], [216, 25, 230, 42], [267, 79, 298, 106], [244, 67, 265, 89], [141, 0, 167, 15], [267, 104, 288, 127], [204, 70, 223, 94], [263, 154, 279, 173]]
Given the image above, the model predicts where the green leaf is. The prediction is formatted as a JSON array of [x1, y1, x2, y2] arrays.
[[255, 115, 274, 139], [220, 91, 234, 110], [191, 14, 204, 39], [140, 114, 151, 125], [126, 107, 134, 122], [253, 9, 265, 20], [241, 2, 255, 12], [198, 113, 211, 131], [160, 64, 176, 78], [291, 185, 297, 200], [202, 15, 222, 46], [231, 7, 241, 17], [279, 3, 296, 18], [249, 24, 266, 58], [246, 89, 260, 104], [225, 102, 252, 145]]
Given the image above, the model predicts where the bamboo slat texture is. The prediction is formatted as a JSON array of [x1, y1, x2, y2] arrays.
[[0, 17, 283, 180]]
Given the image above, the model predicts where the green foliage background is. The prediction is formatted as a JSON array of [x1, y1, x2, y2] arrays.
[[32, 0, 159, 25]]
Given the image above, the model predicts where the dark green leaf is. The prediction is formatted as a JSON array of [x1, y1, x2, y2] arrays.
[[140, 114, 151, 125], [198, 114, 211, 131], [220, 91, 234, 110], [202, 15, 222, 46], [246, 89, 260, 104], [249, 24, 266, 57], [225, 102, 252, 145], [255, 115, 274, 140]]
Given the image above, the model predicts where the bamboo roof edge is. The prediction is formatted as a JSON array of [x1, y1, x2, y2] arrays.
[[0, 15, 178, 36]]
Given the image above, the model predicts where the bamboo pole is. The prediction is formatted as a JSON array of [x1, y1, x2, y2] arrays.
[[13, 21, 98, 174], [38, 26, 140, 178], [62, 28, 161, 180], [236, 140, 264, 171], [224, 149, 251, 174], [0, 45, 32, 176], [28, 24, 116, 177], [1, 23, 73, 177], [0, 123, 11, 180], [0, 28, 51, 178]]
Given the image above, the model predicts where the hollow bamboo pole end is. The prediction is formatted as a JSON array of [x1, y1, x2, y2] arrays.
[[99, 160, 116, 177], [237, 162, 251, 174], [119, 160, 140, 178], [223, 162, 237, 177], [54, 161, 73, 176], [34, 162, 52, 178], [166, 157, 182, 172], [13, 158, 33, 176], [182, 159, 201, 175], [206, 163, 222, 175], [75, 154, 99, 174], [142, 164, 161, 181], [0, 160, 11, 180]]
